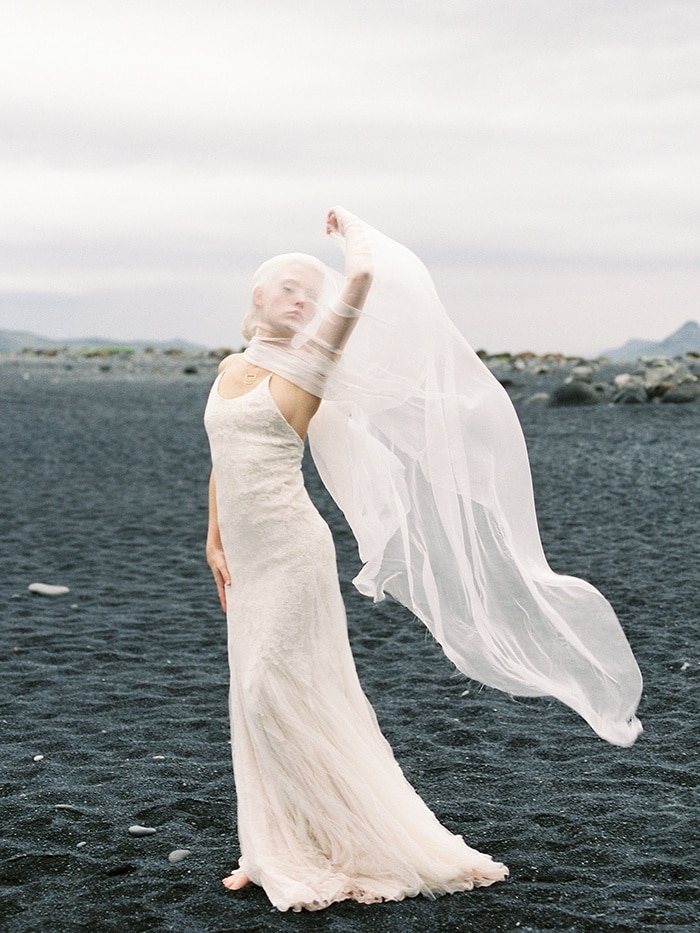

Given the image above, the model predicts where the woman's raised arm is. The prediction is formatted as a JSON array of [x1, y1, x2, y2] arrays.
[[316, 207, 373, 354]]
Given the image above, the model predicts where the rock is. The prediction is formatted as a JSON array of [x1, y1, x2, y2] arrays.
[[591, 382, 615, 401], [643, 360, 697, 398], [571, 365, 594, 382], [613, 373, 642, 389], [33, 754, 44, 762], [612, 374, 647, 404], [128, 825, 157, 836], [642, 361, 679, 391], [524, 392, 550, 406], [647, 380, 674, 400], [613, 385, 648, 404], [168, 848, 192, 863], [28, 582, 70, 596], [660, 384, 699, 403], [550, 382, 600, 406]]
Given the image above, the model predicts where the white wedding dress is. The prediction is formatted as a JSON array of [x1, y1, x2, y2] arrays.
[[204, 372, 508, 912]]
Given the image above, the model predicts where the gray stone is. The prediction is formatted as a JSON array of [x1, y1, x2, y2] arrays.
[[660, 384, 699, 403], [613, 373, 644, 390], [613, 386, 648, 404], [643, 361, 680, 390], [550, 381, 600, 406], [571, 364, 594, 382], [168, 848, 192, 863], [28, 582, 70, 596], [128, 824, 157, 836]]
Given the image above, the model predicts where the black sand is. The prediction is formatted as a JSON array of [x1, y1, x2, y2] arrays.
[[1, 356, 698, 932]]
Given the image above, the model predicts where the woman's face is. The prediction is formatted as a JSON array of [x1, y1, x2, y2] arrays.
[[253, 262, 323, 337]]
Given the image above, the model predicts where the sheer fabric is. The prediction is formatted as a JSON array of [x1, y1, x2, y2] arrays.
[[245, 217, 643, 747]]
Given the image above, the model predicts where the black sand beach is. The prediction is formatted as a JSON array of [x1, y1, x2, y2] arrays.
[[1, 354, 698, 932]]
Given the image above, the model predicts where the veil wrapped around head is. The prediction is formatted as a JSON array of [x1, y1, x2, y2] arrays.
[[244, 214, 643, 747]]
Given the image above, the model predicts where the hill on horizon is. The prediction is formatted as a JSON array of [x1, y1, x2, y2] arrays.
[[602, 320, 700, 361], [2, 321, 699, 360], [0, 327, 206, 353]]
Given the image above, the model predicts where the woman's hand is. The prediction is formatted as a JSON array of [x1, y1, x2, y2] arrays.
[[325, 206, 373, 311], [325, 206, 356, 237], [207, 543, 231, 613], [326, 208, 340, 236]]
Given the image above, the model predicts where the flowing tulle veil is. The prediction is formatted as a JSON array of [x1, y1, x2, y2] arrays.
[[246, 215, 643, 747]]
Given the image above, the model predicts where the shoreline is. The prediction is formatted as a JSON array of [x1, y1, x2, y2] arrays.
[[2, 345, 698, 406]]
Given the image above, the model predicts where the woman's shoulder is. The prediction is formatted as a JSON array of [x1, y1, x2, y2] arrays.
[[217, 352, 245, 374]]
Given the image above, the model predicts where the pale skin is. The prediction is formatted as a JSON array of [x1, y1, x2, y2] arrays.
[[206, 208, 372, 892]]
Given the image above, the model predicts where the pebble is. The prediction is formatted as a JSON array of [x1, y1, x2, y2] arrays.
[[168, 848, 192, 863], [32, 754, 44, 762], [77, 841, 87, 848], [28, 582, 70, 596], [128, 824, 157, 836]]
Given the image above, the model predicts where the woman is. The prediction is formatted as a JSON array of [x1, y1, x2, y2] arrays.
[[204, 207, 641, 912]]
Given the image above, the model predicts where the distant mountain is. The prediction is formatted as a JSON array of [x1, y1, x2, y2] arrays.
[[0, 327, 206, 353], [602, 321, 700, 361]]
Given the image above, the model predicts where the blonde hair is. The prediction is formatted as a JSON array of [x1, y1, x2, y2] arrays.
[[241, 253, 336, 342]]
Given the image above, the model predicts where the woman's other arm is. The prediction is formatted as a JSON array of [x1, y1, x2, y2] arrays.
[[206, 470, 231, 612]]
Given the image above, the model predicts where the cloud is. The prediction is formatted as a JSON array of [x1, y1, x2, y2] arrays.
[[0, 0, 698, 353]]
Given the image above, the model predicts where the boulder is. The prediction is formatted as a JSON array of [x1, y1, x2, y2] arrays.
[[643, 360, 696, 392], [612, 374, 648, 404], [613, 385, 648, 404], [550, 381, 600, 407], [660, 384, 699, 404], [647, 380, 674, 400], [643, 361, 679, 391], [571, 364, 594, 382], [591, 382, 615, 402]]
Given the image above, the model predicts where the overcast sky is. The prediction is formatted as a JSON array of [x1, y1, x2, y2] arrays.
[[1, 0, 698, 355]]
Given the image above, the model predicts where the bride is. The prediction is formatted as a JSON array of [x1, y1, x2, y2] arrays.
[[204, 207, 641, 912]]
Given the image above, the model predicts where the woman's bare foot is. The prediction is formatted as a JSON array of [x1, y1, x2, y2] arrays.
[[222, 869, 250, 891]]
